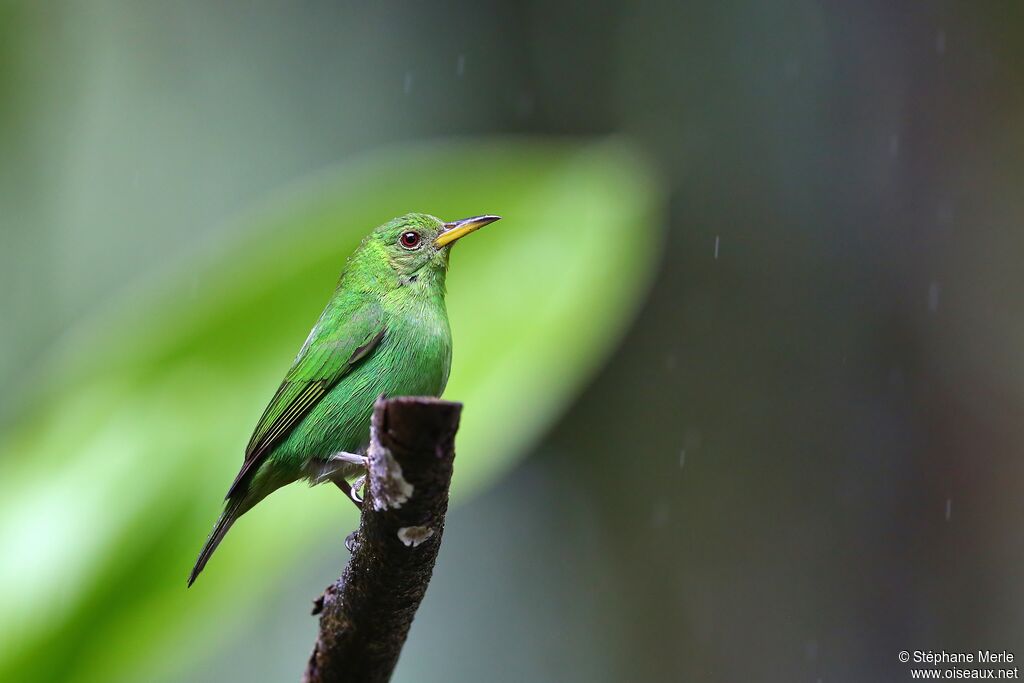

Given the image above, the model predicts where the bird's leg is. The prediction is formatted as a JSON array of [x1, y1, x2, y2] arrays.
[[327, 451, 366, 467]]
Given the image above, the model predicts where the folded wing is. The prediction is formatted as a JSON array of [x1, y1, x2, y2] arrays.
[[226, 302, 385, 498]]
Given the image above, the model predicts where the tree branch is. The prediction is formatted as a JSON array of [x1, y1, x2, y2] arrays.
[[303, 396, 462, 683]]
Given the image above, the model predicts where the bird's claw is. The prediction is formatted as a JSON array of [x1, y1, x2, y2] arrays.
[[345, 530, 360, 553], [349, 475, 366, 504]]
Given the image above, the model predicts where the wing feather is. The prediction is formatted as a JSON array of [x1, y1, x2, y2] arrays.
[[226, 303, 385, 498]]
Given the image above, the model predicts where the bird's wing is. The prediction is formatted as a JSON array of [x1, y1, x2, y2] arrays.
[[226, 302, 385, 498]]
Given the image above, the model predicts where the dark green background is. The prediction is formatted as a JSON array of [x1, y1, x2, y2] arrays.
[[2, 2, 1022, 681]]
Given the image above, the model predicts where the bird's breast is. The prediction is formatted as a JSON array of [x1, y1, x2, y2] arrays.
[[380, 300, 452, 397]]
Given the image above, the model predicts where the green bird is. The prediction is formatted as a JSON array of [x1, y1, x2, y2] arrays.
[[188, 213, 500, 586]]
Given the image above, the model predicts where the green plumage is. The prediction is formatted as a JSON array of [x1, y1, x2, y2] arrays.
[[188, 212, 499, 585]]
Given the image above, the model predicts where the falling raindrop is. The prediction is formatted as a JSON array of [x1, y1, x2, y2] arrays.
[[936, 29, 946, 55], [928, 282, 941, 313], [679, 450, 686, 468], [403, 71, 414, 94], [889, 134, 900, 158], [456, 54, 465, 77], [714, 235, 720, 259], [945, 498, 952, 521]]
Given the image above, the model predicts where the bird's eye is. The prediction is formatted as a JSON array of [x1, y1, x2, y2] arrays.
[[399, 231, 422, 249]]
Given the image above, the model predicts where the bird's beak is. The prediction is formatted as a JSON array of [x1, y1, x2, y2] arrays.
[[434, 214, 501, 248]]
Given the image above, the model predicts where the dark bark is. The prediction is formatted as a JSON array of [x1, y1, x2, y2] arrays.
[[303, 396, 462, 683]]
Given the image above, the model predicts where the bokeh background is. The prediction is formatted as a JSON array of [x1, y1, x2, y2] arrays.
[[2, 2, 1023, 681]]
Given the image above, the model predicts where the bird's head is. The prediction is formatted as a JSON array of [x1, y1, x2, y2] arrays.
[[354, 212, 500, 290]]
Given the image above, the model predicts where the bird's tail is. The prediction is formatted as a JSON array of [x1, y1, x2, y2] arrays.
[[188, 498, 244, 587]]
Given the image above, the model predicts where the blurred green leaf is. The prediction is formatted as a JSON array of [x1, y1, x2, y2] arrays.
[[0, 138, 661, 682]]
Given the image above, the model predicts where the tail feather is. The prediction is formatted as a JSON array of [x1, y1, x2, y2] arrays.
[[188, 499, 243, 587]]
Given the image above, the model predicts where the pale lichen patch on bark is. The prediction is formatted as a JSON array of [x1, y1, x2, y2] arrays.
[[397, 526, 435, 547], [367, 427, 414, 510]]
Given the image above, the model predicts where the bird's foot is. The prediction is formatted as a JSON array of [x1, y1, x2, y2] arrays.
[[309, 451, 365, 485], [319, 451, 367, 509], [331, 479, 363, 510]]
